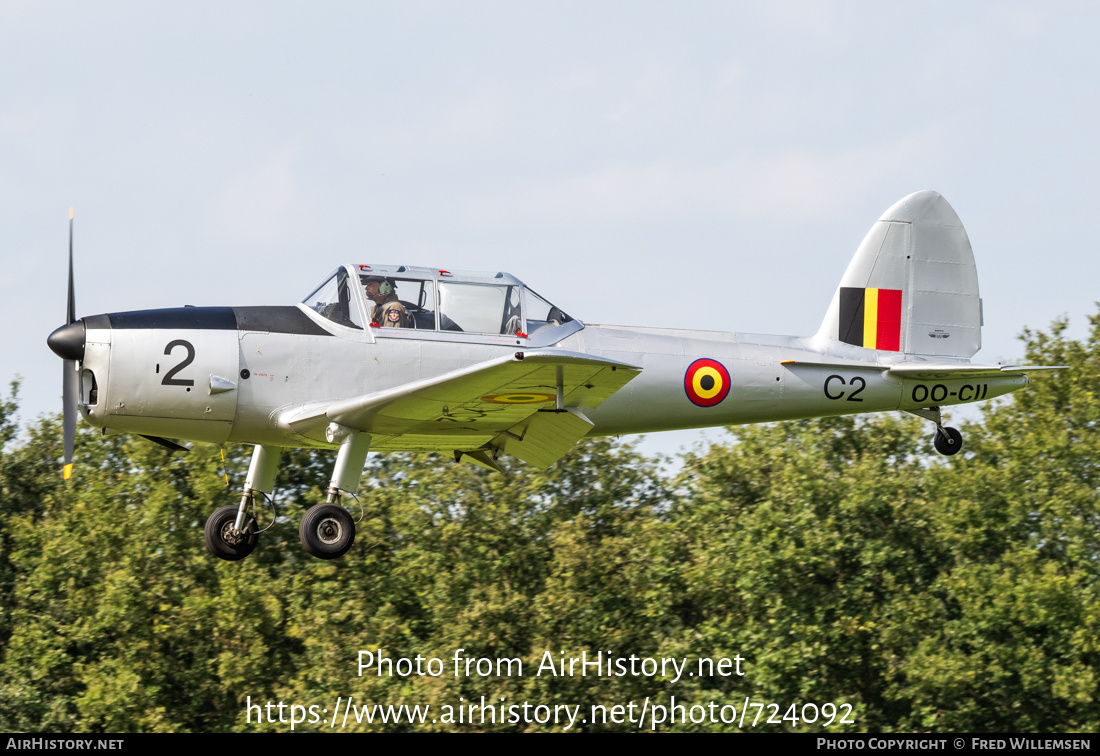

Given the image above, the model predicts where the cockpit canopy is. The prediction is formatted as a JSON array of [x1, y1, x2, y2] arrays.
[[301, 265, 573, 337]]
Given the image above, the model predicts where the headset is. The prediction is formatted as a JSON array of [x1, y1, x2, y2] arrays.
[[365, 278, 394, 296]]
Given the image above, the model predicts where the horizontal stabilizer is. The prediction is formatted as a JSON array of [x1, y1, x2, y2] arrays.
[[781, 358, 1067, 381], [999, 365, 1068, 373], [887, 363, 1068, 379]]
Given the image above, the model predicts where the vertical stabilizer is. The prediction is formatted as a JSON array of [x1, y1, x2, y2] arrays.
[[816, 191, 981, 358]]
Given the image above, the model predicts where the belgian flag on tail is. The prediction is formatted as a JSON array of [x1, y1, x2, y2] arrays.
[[839, 287, 903, 351]]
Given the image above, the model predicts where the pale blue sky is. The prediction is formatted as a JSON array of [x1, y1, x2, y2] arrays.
[[3, 1, 1098, 458]]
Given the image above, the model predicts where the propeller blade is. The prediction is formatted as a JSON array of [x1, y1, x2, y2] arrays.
[[67, 207, 75, 325], [62, 207, 78, 480], [63, 359, 78, 479]]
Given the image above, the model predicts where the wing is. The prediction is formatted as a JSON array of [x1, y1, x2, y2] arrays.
[[279, 349, 641, 468]]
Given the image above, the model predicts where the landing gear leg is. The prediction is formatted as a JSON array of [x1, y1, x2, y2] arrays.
[[205, 445, 281, 561], [299, 427, 371, 560], [906, 407, 963, 456]]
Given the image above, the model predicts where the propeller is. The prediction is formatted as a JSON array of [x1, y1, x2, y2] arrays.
[[62, 208, 78, 479], [47, 211, 190, 476], [47, 208, 84, 479]]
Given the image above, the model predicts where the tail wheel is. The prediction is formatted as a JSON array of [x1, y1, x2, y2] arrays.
[[934, 426, 963, 456], [204, 505, 258, 561], [300, 503, 356, 560]]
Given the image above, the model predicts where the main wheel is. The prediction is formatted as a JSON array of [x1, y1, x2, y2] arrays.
[[299, 504, 356, 560], [204, 505, 258, 561], [933, 426, 963, 456]]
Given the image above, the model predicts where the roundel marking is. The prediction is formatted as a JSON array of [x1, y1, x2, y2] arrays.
[[684, 358, 731, 407], [481, 392, 557, 404]]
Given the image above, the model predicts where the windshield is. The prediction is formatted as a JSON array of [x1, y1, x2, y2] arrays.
[[302, 269, 363, 329], [524, 288, 571, 335]]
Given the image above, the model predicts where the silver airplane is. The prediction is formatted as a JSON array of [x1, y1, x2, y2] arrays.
[[47, 191, 1060, 562]]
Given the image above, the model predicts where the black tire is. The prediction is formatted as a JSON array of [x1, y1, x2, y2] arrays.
[[299, 504, 356, 560], [204, 505, 258, 561], [934, 426, 963, 456]]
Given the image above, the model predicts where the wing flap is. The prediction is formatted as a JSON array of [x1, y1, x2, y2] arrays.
[[495, 408, 594, 469]]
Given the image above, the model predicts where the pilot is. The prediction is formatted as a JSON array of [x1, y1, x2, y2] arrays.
[[363, 276, 411, 328]]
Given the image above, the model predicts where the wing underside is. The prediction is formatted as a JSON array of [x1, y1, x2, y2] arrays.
[[278, 350, 641, 468]]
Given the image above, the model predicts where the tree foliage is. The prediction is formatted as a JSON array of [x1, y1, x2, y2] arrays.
[[1, 311, 1098, 732]]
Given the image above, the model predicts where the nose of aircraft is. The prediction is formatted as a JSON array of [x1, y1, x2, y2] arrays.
[[47, 320, 86, 361]]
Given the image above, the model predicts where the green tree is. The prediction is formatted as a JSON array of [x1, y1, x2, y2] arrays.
[[0, 422, 293, 731], [887, 313, 1100, 731], [668, 413, 943, 730]]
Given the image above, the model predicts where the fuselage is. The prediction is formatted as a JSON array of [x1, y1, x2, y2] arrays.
[[72, 303, 1027, 453]]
